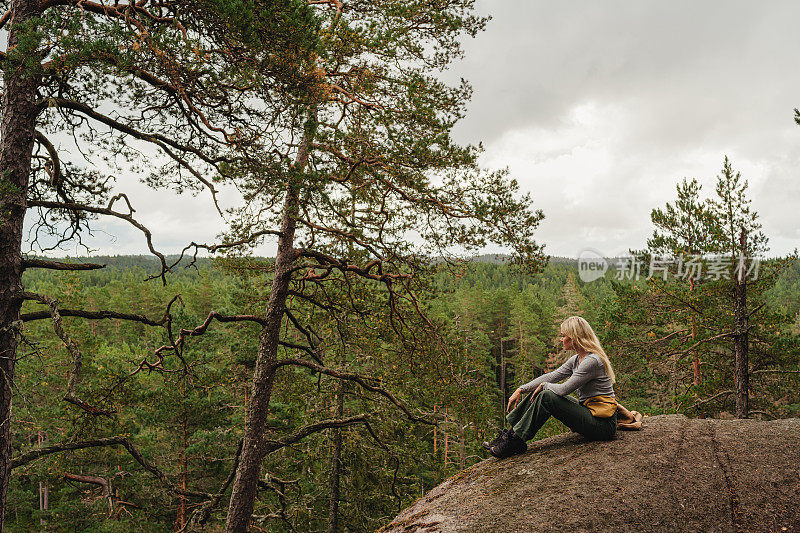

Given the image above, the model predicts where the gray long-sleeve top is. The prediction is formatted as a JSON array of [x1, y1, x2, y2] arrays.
[[519, 353, 615, 402]]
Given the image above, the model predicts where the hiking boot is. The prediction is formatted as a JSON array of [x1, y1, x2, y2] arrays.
[[482, 428, 509, 451], [489, 429, 527, 459]]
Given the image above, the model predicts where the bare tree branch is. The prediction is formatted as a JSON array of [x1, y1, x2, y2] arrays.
[[187, 439, 244, 528], [663, 332, 735, 359], [22, 292, 177, 329], [169, 230, 283, 271], [283, 308, 323, 364], [264, 414, 369, 453], [23, 258, 105, 271], [12, 435, 212, 499], [688, 389, 734, 410], [21, 308, 163, 326], [27, 195, 172, 284], [64, 472, 113, 516], [22, 292, 115, 416], [138, 310, 265, 375], [274, 358, 432, 425], [33, 130, 64, 192]]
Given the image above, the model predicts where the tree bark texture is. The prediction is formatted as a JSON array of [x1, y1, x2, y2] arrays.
[[225, 115, 315, 532], [327, 357, 345, 533], [734, 229, 749, 418], [0, 0, 42, 526], [224, 187, 299, 532]]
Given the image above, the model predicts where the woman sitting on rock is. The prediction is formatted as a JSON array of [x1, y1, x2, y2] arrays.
[[485, 316, 621, 458]]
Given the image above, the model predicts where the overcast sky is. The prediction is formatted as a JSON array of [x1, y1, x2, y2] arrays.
[[445, 0, 800, 258], [31, 1, 800, 258]]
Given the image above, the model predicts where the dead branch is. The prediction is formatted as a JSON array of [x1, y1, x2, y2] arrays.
[[12, 435, 212, 499], [27, 195, 172, 284], [21, 308, 163, 326], [23, 292, 115, 416], [12, 436, 125, 469], [264, 414, 369, 453], [138, 310, 265, 375], [254, 477, 294, 529], [746, 302, 767, 319], [64, 472, 113, 515], [168, 230, 283, 272], [187, 440, 243, 527], [33, 130, 64, 192], [663, 332, 735, 359], [23, 258, 105, 271], [282, 309, 323, 363], [687, 389, 735, 410], [274, 358, 432, 425]]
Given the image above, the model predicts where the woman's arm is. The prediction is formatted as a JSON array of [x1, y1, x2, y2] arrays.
[[519, 356, 575, 393], [541, 355, 604, 397]]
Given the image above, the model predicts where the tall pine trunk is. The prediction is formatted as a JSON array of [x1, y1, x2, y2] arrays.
[[327, 370, 344, 533], [0, 0, 42, 525], [689, 277, 701, 387], [225, 115, 315, 532], [733, 229, 749, 418], [224, 186, 298, 532]]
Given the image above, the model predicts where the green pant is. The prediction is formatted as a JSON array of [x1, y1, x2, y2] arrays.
[[506, 389, 617, 442]]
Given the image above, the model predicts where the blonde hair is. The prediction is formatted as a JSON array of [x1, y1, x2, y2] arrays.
[[560, 316, 616, 383]]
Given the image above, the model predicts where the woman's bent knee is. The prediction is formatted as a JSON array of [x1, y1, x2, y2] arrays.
[[539, 389, 557, 406]]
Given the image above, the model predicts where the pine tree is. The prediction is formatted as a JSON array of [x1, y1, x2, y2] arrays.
[[616, 158, 795, 419], [707, 157, 768, 418], [199, 3, 548, 530], [644, 178, 717, 388], [0, 0, 319, 525]]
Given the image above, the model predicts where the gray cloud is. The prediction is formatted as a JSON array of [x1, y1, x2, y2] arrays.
[[25, 2, 800, 259], [445, 0, 800, 257]]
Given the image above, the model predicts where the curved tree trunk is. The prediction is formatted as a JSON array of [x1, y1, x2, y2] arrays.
[[224, 189, 298, 531], [225, 114, 315, 532], [0, 0, 42, 526]]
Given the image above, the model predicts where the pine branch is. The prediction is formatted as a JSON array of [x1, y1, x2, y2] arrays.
[[42, 99, 222, 213]]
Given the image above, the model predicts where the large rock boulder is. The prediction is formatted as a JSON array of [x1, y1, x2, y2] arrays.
[[381, 415, 800, 532]]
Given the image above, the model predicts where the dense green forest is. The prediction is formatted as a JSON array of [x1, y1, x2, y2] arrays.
[[3, 0, 800, 530], [8, 253, 800, 531]]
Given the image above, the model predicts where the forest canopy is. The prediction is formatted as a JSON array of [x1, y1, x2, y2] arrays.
[[1, 0, 799, 531]]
